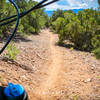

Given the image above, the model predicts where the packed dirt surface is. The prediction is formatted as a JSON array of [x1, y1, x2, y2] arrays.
[[0, 29, 100, 100]]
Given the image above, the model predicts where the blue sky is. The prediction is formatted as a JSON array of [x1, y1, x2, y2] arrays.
[[34, 0, 99, 10], [7, 0, 99, 10]]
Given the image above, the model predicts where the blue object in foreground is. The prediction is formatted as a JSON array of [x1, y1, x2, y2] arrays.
[[4, 83, 24, 97], [4, 83, 27, 100]]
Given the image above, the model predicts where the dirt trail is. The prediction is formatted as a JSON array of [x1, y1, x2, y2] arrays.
[[37, 30, 64, 100], [34, 29, 100, 100], [0, 29, 100, 100]]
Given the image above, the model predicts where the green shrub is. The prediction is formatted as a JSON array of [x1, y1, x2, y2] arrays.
[[50, 9, 100, 59], [0, 0, 49, 38], [92, 48, 100, 59], [92, 35, 100, 48], [52, 17, 67, 44], [27, 26, 35, 33], [92, 35, 100, 59], [5, 42, 19, 60]]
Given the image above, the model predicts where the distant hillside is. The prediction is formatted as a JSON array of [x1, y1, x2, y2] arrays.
[[45, 9, 84, 16]]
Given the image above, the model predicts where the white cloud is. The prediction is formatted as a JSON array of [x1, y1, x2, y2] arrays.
[[33, 0, 98, 10], [67, 0, 88, 7], [45, 0, 88, 10], [45, 3, 84, 10]]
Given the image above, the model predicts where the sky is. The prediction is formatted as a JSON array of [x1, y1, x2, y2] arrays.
[[6, 0, 99, 11], [34, 0, 99, 10]]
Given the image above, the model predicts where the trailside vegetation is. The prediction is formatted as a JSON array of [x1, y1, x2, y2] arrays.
[[5, 42, 19, 60], [50, 8, 100, 59], [0, 0, 48, 37], [0, 0, 49, 60]]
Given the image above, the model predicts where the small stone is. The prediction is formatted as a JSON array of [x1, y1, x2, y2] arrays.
[[91, 67, 94, 70], [32, 66, 35, 70], [8, 60, 13, 64], [20, 75, 27, 80], [84, 78, 91, 83], [92, 64, 96, 68]]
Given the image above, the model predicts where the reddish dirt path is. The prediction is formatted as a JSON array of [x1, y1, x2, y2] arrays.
[[0, 29, 100, 100], [36, 30, 65, 100], [31, 29, 100, 100]]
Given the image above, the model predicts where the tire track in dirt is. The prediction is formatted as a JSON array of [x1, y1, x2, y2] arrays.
[[0, 29, 100, 100], [34, 29, 64, 100], [25, 29, 100, 100]]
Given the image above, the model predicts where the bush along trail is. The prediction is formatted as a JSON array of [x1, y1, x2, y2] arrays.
[[0, 29, 100, 100], [50, 9, 100, 59]]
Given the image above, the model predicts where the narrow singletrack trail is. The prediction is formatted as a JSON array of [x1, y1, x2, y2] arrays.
[[33, 29, 100, 100], [0, 29, 99, 100], [37, 30, 64, 100]]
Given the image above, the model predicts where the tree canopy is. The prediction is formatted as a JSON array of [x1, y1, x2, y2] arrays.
[[50, 8, 100, 59], [0, 0, 48, 37]]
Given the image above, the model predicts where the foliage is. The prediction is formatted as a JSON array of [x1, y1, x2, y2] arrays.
[[52, 17, 67, 44], [92, 35, 100, 49], [51, 9, 64, 22], [5, 42, 19, 60], [92, 35, 100, 59], [0, 0, 49, 36], [92, 48, 100, 59], [73, 95, 78, 100], [50, 8, 100, 59]]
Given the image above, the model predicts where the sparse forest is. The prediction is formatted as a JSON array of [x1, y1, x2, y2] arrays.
[[0, 0, 48, 37], [0, 0, 100, 59], [50, 8, 100, 59], [0, 0, 100, 100]]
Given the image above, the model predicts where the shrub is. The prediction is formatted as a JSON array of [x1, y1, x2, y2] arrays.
[[52, 17, 67, 44], [92, 35, 100, 59], [50, 9, 100, 59], [92, 48, 100, 59], [91, 35, 100, 48], [5, 42, 19, 61]]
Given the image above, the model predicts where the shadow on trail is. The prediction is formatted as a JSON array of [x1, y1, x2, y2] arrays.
[[0, 34, 32, 43], [55, 42, 91, 53], [0, 57, 33, 72]]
